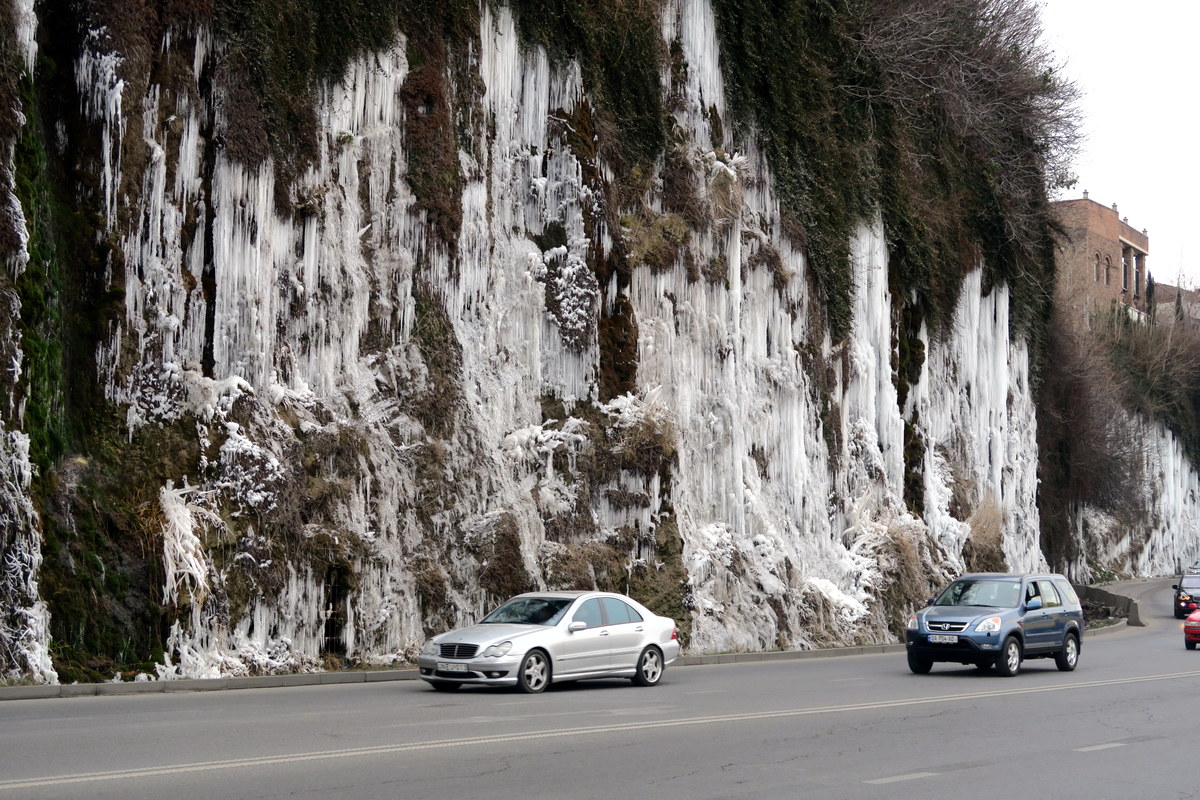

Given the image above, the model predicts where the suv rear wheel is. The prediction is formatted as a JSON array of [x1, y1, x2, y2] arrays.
[[1054, 632, 1079, 671], [994, 635, 1022, 677]]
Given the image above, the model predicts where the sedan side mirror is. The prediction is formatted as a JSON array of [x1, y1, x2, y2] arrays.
[[568, 620, 587, 632]]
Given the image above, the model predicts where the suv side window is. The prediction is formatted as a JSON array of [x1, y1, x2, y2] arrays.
[[1037, 580, 1062, 608], [1025, 581, 1040, 604], [1053, 579, 1079, 606]]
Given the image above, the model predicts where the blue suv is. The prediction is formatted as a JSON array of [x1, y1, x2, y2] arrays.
[[906, 573, 1083, 676]]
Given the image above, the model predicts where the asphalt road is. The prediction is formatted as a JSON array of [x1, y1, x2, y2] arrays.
[[0, 577, 1195, 800]]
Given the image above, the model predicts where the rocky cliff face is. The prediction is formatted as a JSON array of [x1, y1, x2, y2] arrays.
[[0, 0, 1192, 684]]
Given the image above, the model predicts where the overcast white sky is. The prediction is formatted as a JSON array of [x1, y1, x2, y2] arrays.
[[1038, 0, 1200, 287]]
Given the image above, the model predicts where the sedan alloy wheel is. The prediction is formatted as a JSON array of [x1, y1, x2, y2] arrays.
[[632, 646, 663, 686], [518, 650, 550, 693]]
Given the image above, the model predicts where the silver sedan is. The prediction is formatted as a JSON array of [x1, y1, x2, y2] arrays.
[[417, 591, 681, 693]]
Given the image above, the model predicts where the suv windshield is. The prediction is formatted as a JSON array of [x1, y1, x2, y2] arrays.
[[935, 579, 1020, 608], [481, 597, 572, 626]]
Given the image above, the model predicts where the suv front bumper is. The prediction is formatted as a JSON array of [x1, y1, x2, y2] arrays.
[[906, 630, 1004, 663]]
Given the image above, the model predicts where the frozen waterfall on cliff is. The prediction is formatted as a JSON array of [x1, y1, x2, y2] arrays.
[[4, 0, 1200, 682]]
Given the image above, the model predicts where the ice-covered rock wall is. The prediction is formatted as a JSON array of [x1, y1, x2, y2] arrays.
[[1072, 419, 1200, 579], [0, 0, 55, 684], [2, 0, 1190, 683]]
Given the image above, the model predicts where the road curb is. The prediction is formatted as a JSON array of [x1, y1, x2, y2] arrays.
[[0, 648, 916, 702]]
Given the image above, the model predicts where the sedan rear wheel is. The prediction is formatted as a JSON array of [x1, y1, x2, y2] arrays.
[[1054, 632, 1079, 671], [518, 650, 550, 693], [632, 646, 664, 686], [994, 635, 1022, 677]]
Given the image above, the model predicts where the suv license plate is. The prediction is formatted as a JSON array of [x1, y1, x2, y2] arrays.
[[437, 662, 468, 672], [928, 634, 958, 644]]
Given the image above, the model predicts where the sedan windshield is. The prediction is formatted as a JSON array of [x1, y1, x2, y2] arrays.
[[935, 579, 1020, 608], [481, 597, 573, 626]]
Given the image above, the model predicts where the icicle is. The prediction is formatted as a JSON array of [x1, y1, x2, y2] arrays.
[[159, 479, 221, 606]]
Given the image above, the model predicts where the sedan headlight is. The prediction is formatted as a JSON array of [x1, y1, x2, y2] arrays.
[[974, 616, 1003, 633], [1181, 594, 1193, 602], [421, 639, 439, 656], [481, 641, 513, 658], [906, 614, 919, 631], [1185, 620, 1200, 628]]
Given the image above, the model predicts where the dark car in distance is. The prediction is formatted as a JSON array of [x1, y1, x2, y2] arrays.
[[906, 573, 1083, 677], [1174, 574, 1200, 619]]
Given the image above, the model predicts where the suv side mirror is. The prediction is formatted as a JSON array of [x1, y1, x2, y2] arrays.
[[1025, 598, 1043, 611]]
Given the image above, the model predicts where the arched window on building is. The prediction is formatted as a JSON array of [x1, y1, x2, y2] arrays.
[[1094, 253, 1101, 282], [1104, 256, 1112, 286]]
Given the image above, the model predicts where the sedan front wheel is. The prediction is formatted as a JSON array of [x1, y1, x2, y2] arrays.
[[518, 650, 550, 693], [632, 646, 664, 686]]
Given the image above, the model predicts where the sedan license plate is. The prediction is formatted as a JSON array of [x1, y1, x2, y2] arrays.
[[928, 634, 958, 644], [437, 662, 468, 672]]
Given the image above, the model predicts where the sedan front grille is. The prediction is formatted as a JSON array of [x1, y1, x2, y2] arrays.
[[439, 643, 478, 659], [925, 621, 968, 633]]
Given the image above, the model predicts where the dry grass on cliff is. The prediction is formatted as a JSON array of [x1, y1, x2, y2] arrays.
[[964, 493, 1008, 573]]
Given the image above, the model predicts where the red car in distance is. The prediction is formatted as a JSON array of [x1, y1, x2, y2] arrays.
[[1186, 609, 1200, 650]]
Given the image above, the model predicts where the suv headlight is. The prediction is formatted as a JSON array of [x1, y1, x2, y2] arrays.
[[974, 616, 1003, 633], [421, 639, 439, 656], [481, 641, 513, 658], [906, 614, 919, 631]]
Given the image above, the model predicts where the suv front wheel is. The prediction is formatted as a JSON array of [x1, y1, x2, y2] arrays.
[[994, 635, 1022, 677], [907, 651, 932, 674]]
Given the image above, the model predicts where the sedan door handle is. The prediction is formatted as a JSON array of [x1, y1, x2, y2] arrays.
[[599, 630, 609, 636]]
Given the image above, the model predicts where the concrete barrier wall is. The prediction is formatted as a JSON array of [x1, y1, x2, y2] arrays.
[[1076, 584, 1143, 627]]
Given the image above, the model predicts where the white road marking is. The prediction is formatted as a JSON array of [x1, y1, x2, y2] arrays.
[[864, 772, 940, 784], [3, 669, 1198, 791], [1075, 743, 1126, 752]]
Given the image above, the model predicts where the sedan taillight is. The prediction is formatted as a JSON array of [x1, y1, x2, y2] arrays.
[[671, 626, 678, 640]]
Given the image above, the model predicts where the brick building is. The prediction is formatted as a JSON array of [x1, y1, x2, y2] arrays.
[[1053, 193, 1151, 318]]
